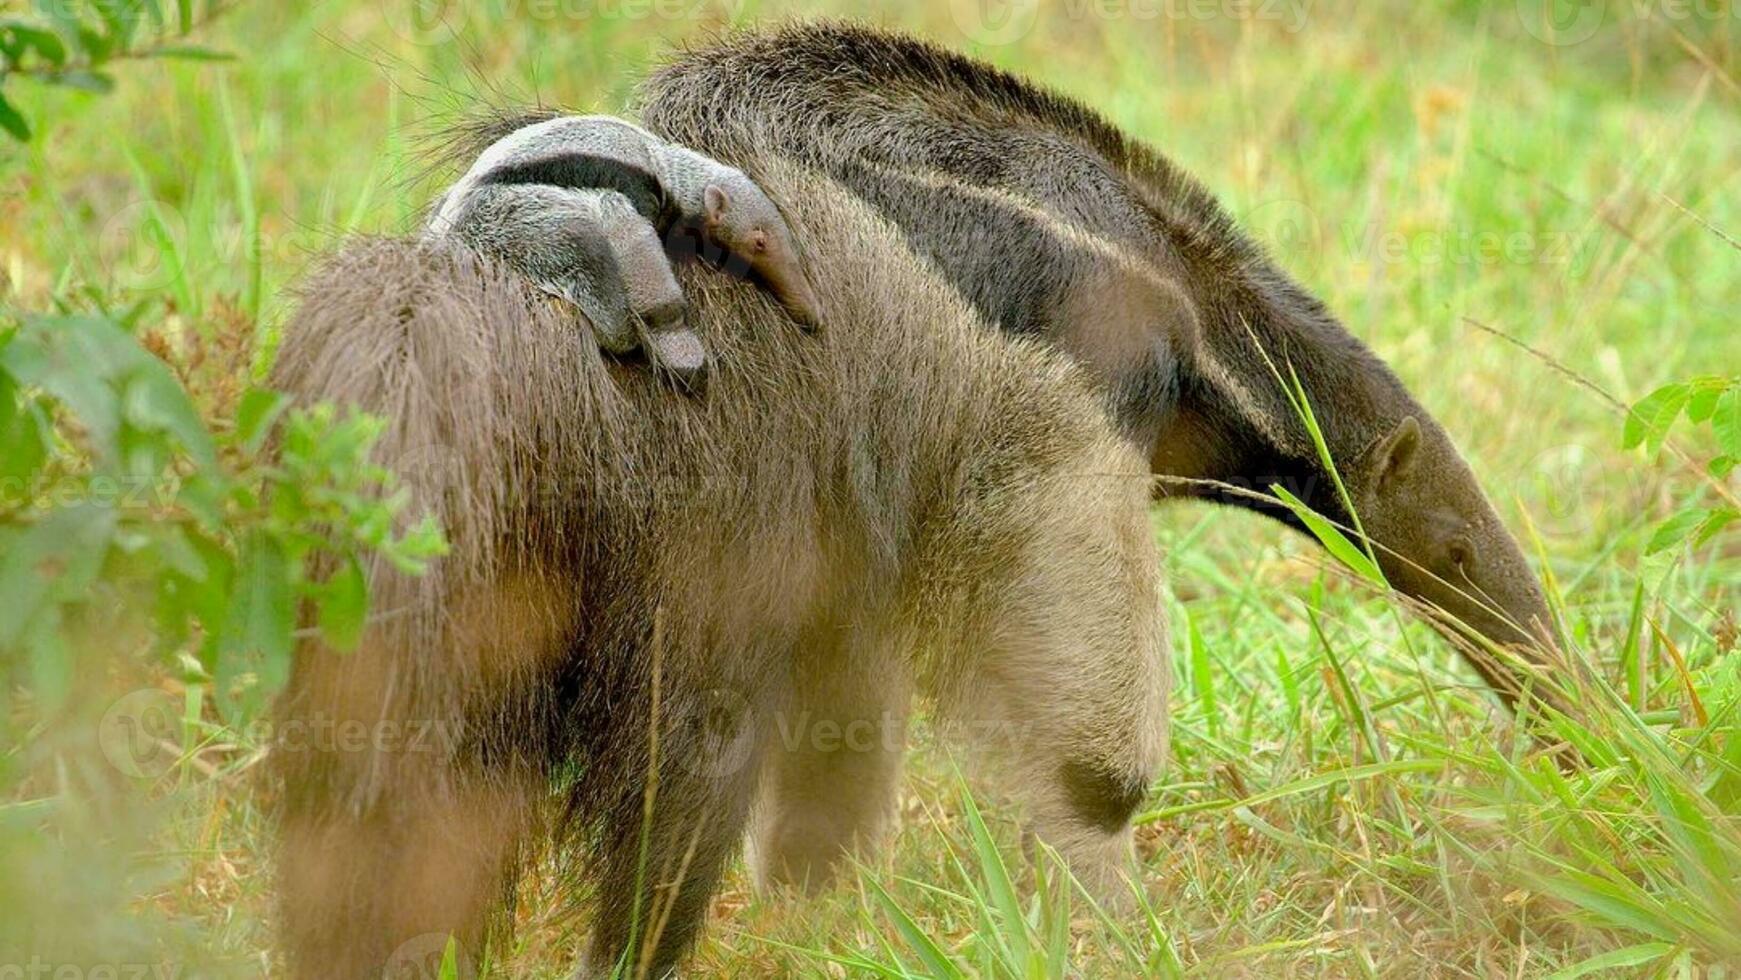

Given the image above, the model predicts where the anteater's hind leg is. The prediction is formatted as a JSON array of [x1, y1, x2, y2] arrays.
[[931, 467, 1170, 906], [579, 658, 779, 979], [277, 767, 538, 979], [749, 624, 912, 893], [275, 575, 570, 980]]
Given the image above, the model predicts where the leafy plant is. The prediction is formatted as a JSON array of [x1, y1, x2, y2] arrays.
[[1623, 375, 1740, 554], [0, 306, 444, 723], [0, 0, 234, 142]]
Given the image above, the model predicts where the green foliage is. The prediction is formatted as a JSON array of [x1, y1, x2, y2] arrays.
[[1, 0, 1737, 975], [0, 0, 232, 142], [1623, 375, 1741, 555], [0, 308, 444, 719], [1270, 483, 1386, 585]]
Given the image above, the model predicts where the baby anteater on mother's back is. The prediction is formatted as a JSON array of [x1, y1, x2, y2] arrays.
[[269, 158, 1169, 978]]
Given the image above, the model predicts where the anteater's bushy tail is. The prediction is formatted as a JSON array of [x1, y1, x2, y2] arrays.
[[266, 238, 628, 978]]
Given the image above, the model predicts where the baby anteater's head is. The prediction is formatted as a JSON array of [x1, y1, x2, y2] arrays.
[[702, 177, 825, 331]]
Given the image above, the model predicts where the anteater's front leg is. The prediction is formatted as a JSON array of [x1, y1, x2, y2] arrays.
[[750, 623, 912, 893], [930, 461, 1171, 907]]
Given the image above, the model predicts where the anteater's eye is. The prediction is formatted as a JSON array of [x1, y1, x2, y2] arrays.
[[1448, 541, 1474, 574]]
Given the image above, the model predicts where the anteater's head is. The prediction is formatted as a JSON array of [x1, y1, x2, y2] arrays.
[[702, 177, 825, 331], [1351, 415, 1569, 714]]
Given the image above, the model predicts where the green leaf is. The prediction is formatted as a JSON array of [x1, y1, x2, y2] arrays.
[[1620, 579, 1646, 710], [0, 376, 49, 487], [867, 878, 964, 980], [0, 503, 118, 649], [152, 525, 208, 581], [138, 0, 166, 30], [216, 532, 295, 718], [0, 88, 30, 142], [122, 355, 217, 465], [317, 555, 368, 652], [5, 314, 215, 467], [2, 22, 69, 65], [151, 43, 233, 61], [234, 387, 288, 455], [1270, 484, 1386, 585], [1712, 456, 1737, 480], [1545, 943, 1676, 980], [1623, 383, 1690, 454], [1645, 508, 1711, 555], [4, 316, 126, 461], [1714, 385, 1741, 460], [958, 782, 1027, 967], [91, 0, 143, 49], [1185, 608, 1217, 739], [1686, 379, 1725, 422], [388, 513, 449, 573], [1274, 642, 1300, 718], [1526, 866, 1679, 942], [74, 24, 112, 62], [41, 69, 116, 93], [1694, 508, 1738, 547]]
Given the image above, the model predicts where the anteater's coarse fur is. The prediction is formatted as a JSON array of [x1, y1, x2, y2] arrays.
[[268, 161, 1168, 978], [629, 23, 1571, 716]]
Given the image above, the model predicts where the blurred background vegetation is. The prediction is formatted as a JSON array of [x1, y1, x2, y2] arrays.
[[0, 0, 1737, 975]]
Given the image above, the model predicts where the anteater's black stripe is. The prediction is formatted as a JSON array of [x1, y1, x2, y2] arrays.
[[479, 153, 669, 225]]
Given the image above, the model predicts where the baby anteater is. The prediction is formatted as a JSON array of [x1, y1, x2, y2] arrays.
[[269, 159, 1168, 978], [429, 115, 823, 350]]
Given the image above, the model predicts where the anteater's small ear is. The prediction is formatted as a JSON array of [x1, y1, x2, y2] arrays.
[[1369, 416, 1422, 492], [704, 184, 731, 221]]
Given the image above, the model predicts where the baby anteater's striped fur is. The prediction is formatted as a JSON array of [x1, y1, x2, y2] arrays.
[[268, 160, 1168, 978]]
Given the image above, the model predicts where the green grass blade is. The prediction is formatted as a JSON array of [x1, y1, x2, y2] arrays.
[[1270, 485, 1386, 585], [867, 877, 966, 980]]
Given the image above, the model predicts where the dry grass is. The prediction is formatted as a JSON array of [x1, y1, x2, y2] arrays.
[[2, 0, 1737, 976]]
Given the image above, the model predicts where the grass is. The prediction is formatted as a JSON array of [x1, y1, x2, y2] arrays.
[[2, 0, 1738, 975]]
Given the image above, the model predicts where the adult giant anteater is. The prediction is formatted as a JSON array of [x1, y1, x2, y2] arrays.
[[269, 160, 1168, 977], [624, 23, 1569, 716]]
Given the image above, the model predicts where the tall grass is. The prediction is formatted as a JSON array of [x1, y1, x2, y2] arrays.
[[1, 0, 1735, 976]]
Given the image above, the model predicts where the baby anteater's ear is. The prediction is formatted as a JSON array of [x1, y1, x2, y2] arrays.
[[1364, 416, 1423, 494], [704, 184, 732, 222]]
